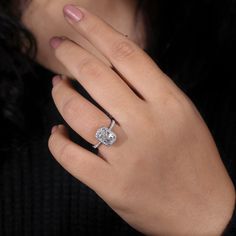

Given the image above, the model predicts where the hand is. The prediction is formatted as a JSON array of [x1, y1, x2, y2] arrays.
[[48, 5, 236, 236]]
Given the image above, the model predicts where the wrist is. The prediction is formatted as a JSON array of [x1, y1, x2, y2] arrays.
[[175, 185, 236, 236], [149, 182, 235, 236]]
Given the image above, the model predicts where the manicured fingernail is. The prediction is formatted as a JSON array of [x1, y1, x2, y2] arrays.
[[58, 125, 69, 136], [52, 75, 62, 86], [63, 5, 83, 23], [51, 125, 58, 134], [58, 125, 65, 130], [49, 37, 64, 49]]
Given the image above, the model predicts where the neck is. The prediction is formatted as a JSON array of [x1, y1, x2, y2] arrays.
[[80, 0, 146, 48]]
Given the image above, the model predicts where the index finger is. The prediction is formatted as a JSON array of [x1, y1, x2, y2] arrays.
[[62, 5, 170, 101]]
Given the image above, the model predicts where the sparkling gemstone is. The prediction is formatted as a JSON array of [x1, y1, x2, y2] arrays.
[[95, 127, 117, 146]]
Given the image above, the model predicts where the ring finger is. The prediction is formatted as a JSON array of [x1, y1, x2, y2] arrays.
[[52, 76, 126, 158]]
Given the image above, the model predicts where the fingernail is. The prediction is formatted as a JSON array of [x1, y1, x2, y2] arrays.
[[51, 125, 58, 134], [52, 75, 62, 86], [58, 125, 65, 130], [49, 36, 64, 49], [58, 125, 69, 136], [63, 5, 83, 23], [60, 74, 67, 80]]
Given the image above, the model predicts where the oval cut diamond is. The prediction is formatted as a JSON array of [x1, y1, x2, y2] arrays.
[[95, 127, 117, 146]]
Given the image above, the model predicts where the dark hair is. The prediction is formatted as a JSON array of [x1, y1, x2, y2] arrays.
[[0, 1, 54, 152], [0, 0, 235, 178]]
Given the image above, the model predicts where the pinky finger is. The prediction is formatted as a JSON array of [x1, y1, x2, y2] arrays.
[[48, 125, 113, 194]]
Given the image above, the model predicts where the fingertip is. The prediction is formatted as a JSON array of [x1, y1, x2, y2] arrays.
[[50, 124, 68, 135], [63, 4, 84, 23], [48, 124, 69, 155], [58, 124, 69, 136], [52, 75, 62, 87], [49, 36, 65, 49], [51, 125, 58, 134]]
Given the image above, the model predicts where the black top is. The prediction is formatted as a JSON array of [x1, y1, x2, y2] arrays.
[[0, 52, 236, 235]]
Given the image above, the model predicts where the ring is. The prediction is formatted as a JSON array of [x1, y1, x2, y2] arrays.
[[93, 119, 117, 149]]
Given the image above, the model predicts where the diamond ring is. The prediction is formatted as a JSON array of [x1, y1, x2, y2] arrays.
[[93, 119, 117, 149]]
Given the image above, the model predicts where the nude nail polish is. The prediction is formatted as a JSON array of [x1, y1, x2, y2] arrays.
[[51, 125, 58, 134], [63, 5, 83, 23], [52, 75, 62, 86], [49, 37, 63, 49]]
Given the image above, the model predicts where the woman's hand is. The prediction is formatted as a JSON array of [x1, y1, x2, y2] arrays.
[[48, 5, 236, 236]]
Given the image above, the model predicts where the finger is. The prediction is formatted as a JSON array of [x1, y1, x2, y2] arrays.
[[50, 37, 144, 122], [52, 76, 126, 156], [48, 124, 113, 195], [62, 5, 172, 101]]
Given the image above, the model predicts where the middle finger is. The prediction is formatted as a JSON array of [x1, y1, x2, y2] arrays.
[[50, 38, 144, 122]]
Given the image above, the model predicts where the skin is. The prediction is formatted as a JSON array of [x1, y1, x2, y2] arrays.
[[21, 1, 235, 235], [22, 0, 146, 74]]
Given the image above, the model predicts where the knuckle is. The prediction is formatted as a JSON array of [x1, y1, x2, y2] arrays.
[[58, 142, 74, 163], [160, 89, 184, 111], [164, 97, 184, 119], [163, 95, 180, 110], [111, 40, 136, 61], [85, 21, 101, 36], [62, 95, 78, 119], [79, 59, 104, 78], [160, 92, 193, 123]]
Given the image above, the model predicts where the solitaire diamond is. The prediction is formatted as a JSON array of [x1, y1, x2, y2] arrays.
[[95, 127, 117, 146]]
